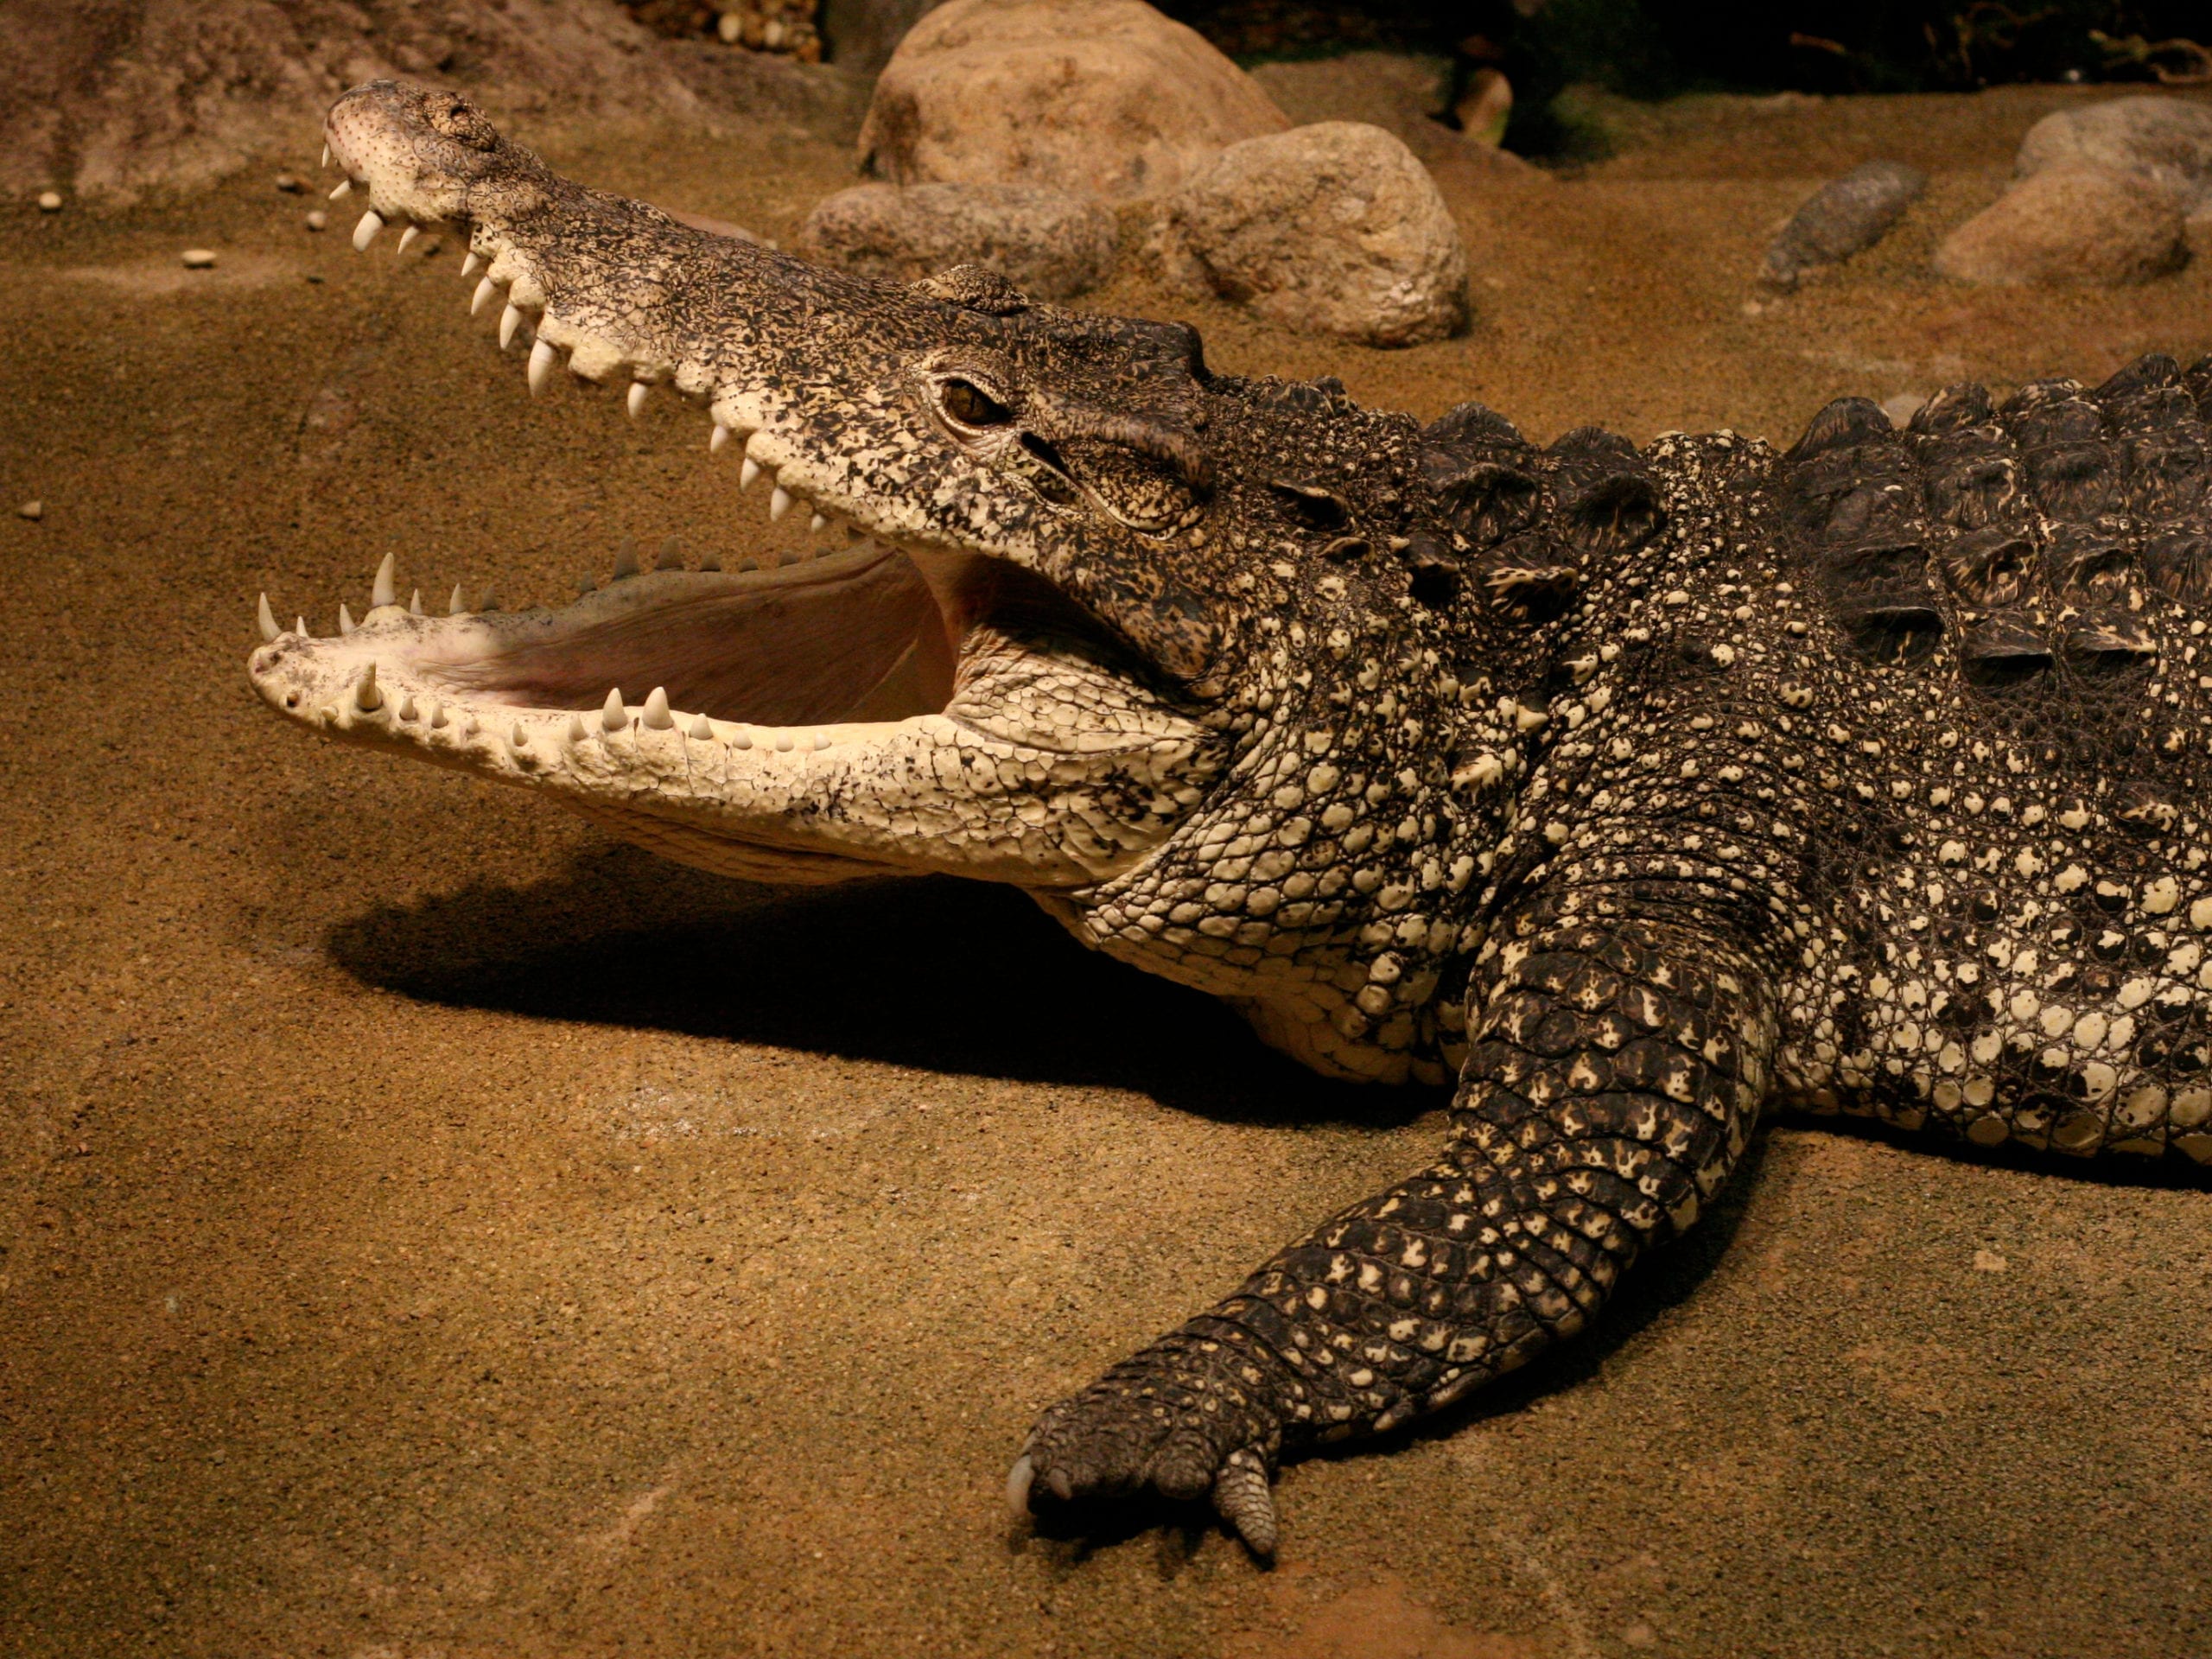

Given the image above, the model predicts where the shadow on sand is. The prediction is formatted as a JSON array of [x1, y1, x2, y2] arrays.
[[324, 842, 1439, 1133]]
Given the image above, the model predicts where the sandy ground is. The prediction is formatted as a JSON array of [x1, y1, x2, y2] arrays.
[[4, 79, 2212, 1659]]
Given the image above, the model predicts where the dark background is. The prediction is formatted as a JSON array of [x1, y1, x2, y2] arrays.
[[1153, 2, 2211, 150]]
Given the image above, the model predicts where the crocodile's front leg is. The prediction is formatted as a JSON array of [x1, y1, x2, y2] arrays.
[[1010, 886, 1780, 1555]]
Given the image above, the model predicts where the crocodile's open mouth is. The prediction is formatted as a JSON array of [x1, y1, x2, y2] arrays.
[[249, 531, 1213, 887]]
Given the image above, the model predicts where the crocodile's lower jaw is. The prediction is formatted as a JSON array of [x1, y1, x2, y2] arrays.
[[247, 538, 1216, 888]]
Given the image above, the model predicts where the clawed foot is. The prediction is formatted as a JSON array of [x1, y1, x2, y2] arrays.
[[1005, 1330, 1288, 1558]]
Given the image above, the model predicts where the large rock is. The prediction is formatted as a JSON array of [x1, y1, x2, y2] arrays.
[[855, 0, 1290, 201], [2016, 96, 2212, 215], [1158, 120, 1469, 348], [1935, 162, 2188, 287], [0, 0, 861, 204], [797, 180, 1116, 298], [1762, 159, 1926, 288]]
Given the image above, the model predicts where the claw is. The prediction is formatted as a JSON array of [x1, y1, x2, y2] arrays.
[[1046, 1465, 1074, 1503], [1211, 1450, 1277, 1559], [1005, 1454, 1036, 1519]]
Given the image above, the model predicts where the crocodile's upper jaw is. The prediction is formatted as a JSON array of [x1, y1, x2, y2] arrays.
[[250, 80, 1227, 889]]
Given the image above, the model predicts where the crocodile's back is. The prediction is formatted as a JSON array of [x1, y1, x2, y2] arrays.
[[1766, 352, 2212, 1159]]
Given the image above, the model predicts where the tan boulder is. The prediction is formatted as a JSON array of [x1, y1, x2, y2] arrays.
[[2016, 95, 2212, 216], [856, 0, 1290, 201], [796, 181, 1116, 299], [1158, 120, 1469, 348], [1935, 162, 2187, 287]]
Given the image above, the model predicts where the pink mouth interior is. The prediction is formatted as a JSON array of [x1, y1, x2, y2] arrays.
[[421, 545, 961, 728]]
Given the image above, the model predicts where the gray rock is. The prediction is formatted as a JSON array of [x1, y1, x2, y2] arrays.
[[1934, 162, 2187, 287], [1762, 159, 1926, 288], [2017, 95, 2212, 215], [798, 181, 1116, 300], [855, 0, 1290, 201], [1159, 120, 1469, 348]]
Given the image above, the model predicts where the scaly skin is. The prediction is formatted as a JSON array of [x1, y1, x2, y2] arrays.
[[251, 82, 2212, 1558]]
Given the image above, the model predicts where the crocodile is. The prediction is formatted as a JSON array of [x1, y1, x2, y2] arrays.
[[251, 80, 2212, 1560]]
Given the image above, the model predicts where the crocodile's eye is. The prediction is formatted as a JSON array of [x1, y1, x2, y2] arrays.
[[938, 377, 1014, 429]]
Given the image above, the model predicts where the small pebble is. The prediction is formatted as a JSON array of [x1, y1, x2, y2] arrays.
[[305, 209, 327, 232], [181, 248, 217, 269], [36, 190, 61, 213], [274, 173, 304, 194], [17, 501, 42, 521]]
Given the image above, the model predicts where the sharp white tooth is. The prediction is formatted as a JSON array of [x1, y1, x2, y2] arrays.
[[709, 423, 728, 453], [448, 584, 466, 615], [338, 603, 355, 635], [257, 593, 279, 642], [461, 250, 481, 277], [353, 662, 382, 712], [509, 721, 529, 751], [611, 539, 639, 580], [352, 209, 383, 251], [471, 276, 496, 316], [329, 178, 352, 200], [409, 588, 423, 616], [528, 337, 556, 395], [642, 687, 673, 729], [499, 303, 524, 350], [567, 715, 588, 743], [295, 616, 308, 637], [687, 712, 713, 740], [731, 728, 753, 751], [601, 688, 628, 732], [462, 717, 480, 739], [738, 456, 760, 490], [429, 700, 448, 729], [769, 486, 792, 521], [809, 512, 827, 534], [321, 143, 330, 169], [398, 694, 417, 721], [396, 225, 419, 256], [371, 552, 397, 608], [627, 381, 648, 418]]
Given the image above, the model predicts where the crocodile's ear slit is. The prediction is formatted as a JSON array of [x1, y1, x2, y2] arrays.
[[1268, 479, 1352, 531]]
